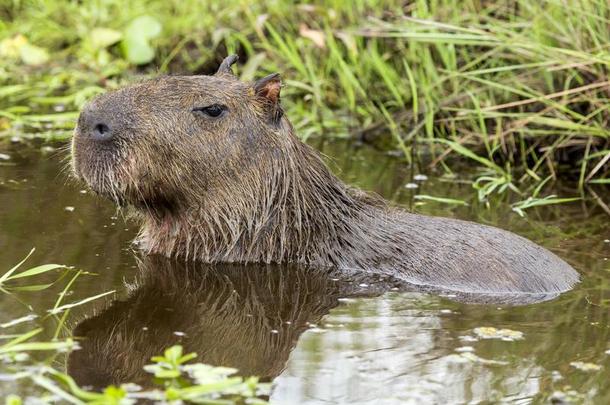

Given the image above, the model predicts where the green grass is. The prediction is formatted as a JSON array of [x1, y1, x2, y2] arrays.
[[0, 0, 608, 205]]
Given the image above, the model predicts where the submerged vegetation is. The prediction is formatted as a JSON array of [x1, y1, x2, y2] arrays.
[[0, 0, 608, 208]]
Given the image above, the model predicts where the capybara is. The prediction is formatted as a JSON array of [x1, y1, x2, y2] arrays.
[[71, 55, 579, 296]]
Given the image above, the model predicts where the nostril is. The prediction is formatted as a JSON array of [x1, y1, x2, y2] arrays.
[[92, 123, 112, 141], [95, 123, 109, 135]]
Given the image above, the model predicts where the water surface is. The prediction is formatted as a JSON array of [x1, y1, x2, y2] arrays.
[[0, 140, 608, 404]]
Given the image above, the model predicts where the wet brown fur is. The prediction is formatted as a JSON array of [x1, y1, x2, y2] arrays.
[[71, 58, 579, 295]]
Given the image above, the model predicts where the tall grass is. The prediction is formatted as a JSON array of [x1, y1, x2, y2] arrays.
[[0, 0, 608, 203]]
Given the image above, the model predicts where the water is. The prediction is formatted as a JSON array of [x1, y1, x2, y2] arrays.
[[0, 140, 608, 404]]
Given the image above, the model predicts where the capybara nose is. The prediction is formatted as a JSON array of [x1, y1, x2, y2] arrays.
[[91, 122, 112, 141], [78, 103, 116, 142]]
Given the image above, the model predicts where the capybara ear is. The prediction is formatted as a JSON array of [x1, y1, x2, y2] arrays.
[[254, 73, 283, 124], [215, 54, 239, 76], [254, 73, 281, 104]]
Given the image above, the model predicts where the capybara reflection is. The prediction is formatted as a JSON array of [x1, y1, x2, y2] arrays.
[[67, 256, 396, 389], [71, 55, 578, 295]]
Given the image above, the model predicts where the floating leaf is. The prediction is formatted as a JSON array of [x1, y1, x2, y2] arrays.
[[473, 327, 524, 341], [446, 352, 508, 365]]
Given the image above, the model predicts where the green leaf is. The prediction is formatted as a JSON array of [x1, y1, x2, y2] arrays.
[[512, 195, 581, 216], [179, 352, 198, 364], [5, 394, 22, 405], [90, 28, 123, 49], [121, 37, 155, 65], [0, 339, 75, 354], [100, 385, 126, 400], [126, 15, 162, 39], [414, 195, 469, 206], [19, 43, 49, 65], [22, 112, 79, 122], [6, 264, 66, 281], [436, 139, 504, 173], [10, 283, 54, 292], [164, 345, 183, 361], [0, 315, 38, 329], [154, 369, 181, 379], [30, 374, 85, 405], [48, 290, 115, 315], [1, 328, 42, 349], [588, 178, 610, 184], [0, 248, 35, 284], [121, 16, 162, 65]]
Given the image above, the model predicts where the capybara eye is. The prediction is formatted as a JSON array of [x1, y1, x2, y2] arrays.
[[192, 104, 226, 118]]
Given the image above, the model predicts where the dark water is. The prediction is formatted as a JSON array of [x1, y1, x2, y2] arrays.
[[0, 140, 609, 404]]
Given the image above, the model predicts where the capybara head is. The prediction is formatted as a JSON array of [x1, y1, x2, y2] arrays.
[[71, 55, 286, 212], [71, 55, 347, 261]]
